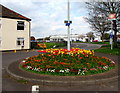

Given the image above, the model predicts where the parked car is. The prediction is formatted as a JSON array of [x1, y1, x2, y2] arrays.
[[92, 40, 98, 42]]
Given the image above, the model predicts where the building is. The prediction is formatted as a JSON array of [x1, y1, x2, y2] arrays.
[[50, 34, 82, 42], [49, 33, 102, 42], [0, 4, 31, 51]]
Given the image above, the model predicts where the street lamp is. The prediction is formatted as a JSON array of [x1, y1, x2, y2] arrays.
[[64, 0, 72, 51]]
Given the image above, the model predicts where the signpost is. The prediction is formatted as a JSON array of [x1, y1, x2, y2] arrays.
[[64, 0, 72, 51], [110, 32, 113, 49], [108, 13, 116, 50]]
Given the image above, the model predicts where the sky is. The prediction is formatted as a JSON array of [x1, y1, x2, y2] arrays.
[[1, 0, 92, 39]]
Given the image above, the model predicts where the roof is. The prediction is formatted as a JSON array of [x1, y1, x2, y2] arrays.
[[0, 4, 31, 21]]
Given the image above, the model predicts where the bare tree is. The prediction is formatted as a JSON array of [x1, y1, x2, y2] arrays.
[[85, 0, 120, 47], [86, 32, 95, 41], [78, 34, 85, 40]]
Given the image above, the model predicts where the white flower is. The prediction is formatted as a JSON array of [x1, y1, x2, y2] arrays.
[[78, 71, 80, 75], [26, 57, 29, 59], [50, 69, 55, 72], [59, 70, 64, 73], [111, 61, 115, 64], [77, 69, 81, 75], [65, 69, 70, 73], [103, 66, 108, 70], [80, 71, 85, 75], [78, 69, 81, 71], [34, 67, 39, 71], [27, 66, 32, 69], [22, 60, 26, 63]]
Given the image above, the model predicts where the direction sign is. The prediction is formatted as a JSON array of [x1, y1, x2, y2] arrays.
[[64, 20, 72, 26], [65, 23, 70, 26]]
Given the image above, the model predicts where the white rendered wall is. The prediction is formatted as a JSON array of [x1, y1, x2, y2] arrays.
[[0, 18, 30, 51]]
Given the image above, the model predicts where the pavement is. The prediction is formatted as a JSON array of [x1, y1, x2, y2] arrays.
[[2, 43, 120, 92]]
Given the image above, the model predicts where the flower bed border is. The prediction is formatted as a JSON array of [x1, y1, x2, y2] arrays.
[[20, 49, 116, 76], [6, 60, 118, 86]]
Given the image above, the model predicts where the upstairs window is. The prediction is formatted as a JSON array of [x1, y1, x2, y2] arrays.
[[17, 21, 24, 30]]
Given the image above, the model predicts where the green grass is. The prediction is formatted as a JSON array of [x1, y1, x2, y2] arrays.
[[73, 41, 120, 55], [90, 42, 109, 44], [40, 42, 66, 49], [94, 44, 120, 55], [73, 41, 109, 45]]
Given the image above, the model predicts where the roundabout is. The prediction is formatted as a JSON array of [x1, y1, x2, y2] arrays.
[[6, 60, 118, 86], [6, 47, 118, 86]]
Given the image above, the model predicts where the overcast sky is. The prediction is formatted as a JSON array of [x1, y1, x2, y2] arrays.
[[1, 0, 92, 39]]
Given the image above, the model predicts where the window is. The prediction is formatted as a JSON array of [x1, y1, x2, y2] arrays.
[[17, 38, 24, 46], [17, 21, 24, 30]]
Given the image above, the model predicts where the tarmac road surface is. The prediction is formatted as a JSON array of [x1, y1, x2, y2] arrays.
[[1, 43, 119, 92]]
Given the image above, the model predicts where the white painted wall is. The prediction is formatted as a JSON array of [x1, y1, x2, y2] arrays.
[[0, 18, 2, 49], [0, 18, 30, 51]]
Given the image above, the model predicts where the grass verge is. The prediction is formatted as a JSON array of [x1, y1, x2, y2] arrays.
[[94, 44, 120, 55]]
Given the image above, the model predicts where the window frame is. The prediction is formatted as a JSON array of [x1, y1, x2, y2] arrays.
[[17, 21, 25, 30], [17, 38, 24, 46]]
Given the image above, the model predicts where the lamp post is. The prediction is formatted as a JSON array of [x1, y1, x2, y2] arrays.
[[67, 0, 70, 51], [64, 0, 72, 51]]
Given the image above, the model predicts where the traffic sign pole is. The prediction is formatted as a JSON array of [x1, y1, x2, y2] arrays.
[[108, 13, 116, 50], [110, 21, 113, 50]]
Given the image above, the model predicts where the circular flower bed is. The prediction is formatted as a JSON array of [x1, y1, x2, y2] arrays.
[[20, 48, 116, 76]]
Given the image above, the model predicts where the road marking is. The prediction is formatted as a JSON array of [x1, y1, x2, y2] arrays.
[[32, 85, 40, 93]]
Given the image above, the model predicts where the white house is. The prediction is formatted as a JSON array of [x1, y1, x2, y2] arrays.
[[0, 4, 31, 51]]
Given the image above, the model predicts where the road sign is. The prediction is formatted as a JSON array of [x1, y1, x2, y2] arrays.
[[108, 13, 116, 20], [110, 32, 113, 38], [32, 85, 39, 93], [65, 23, 70, 26], [64, 20, 72, 23], [64, 20, 72, 26]]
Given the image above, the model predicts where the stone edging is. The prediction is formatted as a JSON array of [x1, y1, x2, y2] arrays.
[[6, 60, 119, 86]]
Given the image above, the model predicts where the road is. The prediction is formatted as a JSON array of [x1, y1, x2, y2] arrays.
[[1, 43, 119, 92]]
